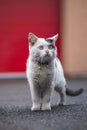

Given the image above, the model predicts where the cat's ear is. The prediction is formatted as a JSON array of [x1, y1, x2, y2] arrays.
[[47, 34, 59, 44], [28, 33, 38, 46], [50, 34, 59, 43]]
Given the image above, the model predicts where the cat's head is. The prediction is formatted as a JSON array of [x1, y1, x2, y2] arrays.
[[28, 33, 58, 65]]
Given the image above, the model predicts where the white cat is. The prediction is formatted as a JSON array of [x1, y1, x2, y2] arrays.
[[26, 33, 83, 111]]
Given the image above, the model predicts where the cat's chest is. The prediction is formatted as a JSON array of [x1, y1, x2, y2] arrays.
[[35, 66, 53, 87], [35, 65, 53, 76], [31, 64, 54, 81]]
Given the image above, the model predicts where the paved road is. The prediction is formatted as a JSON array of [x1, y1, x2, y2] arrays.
[[0, 78, 87, 130]]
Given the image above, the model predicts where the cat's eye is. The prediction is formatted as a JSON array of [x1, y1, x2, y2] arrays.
[[48, 45, 55, 49], [38, 45, 44, 50]]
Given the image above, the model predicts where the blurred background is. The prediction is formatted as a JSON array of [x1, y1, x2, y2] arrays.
[[0, 2, 87, 129], [0, 0, 87, 77]]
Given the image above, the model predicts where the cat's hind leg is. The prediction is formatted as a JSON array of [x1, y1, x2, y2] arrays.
[[55, 85, 66, 106]]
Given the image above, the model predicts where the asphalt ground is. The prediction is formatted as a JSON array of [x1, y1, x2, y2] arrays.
[[0, 78, 87, 130]]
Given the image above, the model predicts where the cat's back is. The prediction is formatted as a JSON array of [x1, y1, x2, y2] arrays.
[[54, 58, 66, 86], [55, 58, 64, 73]]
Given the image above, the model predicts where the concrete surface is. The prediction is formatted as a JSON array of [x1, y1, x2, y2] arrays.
[[0, 78, 87, 130]]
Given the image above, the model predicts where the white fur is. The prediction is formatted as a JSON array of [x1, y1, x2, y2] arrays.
[[26, 33, 66, 111]]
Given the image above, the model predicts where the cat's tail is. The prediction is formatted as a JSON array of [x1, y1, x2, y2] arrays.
[[66, 88, 83, 96]]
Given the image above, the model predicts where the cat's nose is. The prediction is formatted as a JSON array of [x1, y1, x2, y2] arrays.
[[45, 50, 49, 55]]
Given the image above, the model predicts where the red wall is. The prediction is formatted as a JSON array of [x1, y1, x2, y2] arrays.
[[0, 0, 60, 72]]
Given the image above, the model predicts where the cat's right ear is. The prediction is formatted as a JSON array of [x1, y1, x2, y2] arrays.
[[28, 33, 38, 46]]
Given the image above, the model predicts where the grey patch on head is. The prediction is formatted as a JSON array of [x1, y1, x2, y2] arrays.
[[45, 38, 53, 43]]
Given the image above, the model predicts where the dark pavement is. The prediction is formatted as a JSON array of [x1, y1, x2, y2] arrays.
[[0, 78, 87, 130]]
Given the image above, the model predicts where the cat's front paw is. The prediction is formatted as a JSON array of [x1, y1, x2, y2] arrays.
[[41, 103, 51, 111], [31, 103, 40, 111]]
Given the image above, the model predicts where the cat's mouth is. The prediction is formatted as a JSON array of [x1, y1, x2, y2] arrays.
[[39, 55, 51, 65], [34, 54, 52, 65]]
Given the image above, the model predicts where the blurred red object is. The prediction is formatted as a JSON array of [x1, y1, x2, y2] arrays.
[[0, 0, 60, 72]]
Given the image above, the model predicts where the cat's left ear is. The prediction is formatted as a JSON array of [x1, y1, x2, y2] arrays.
[[47, 34, 59, 44], [50, 34, 59, 43]]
